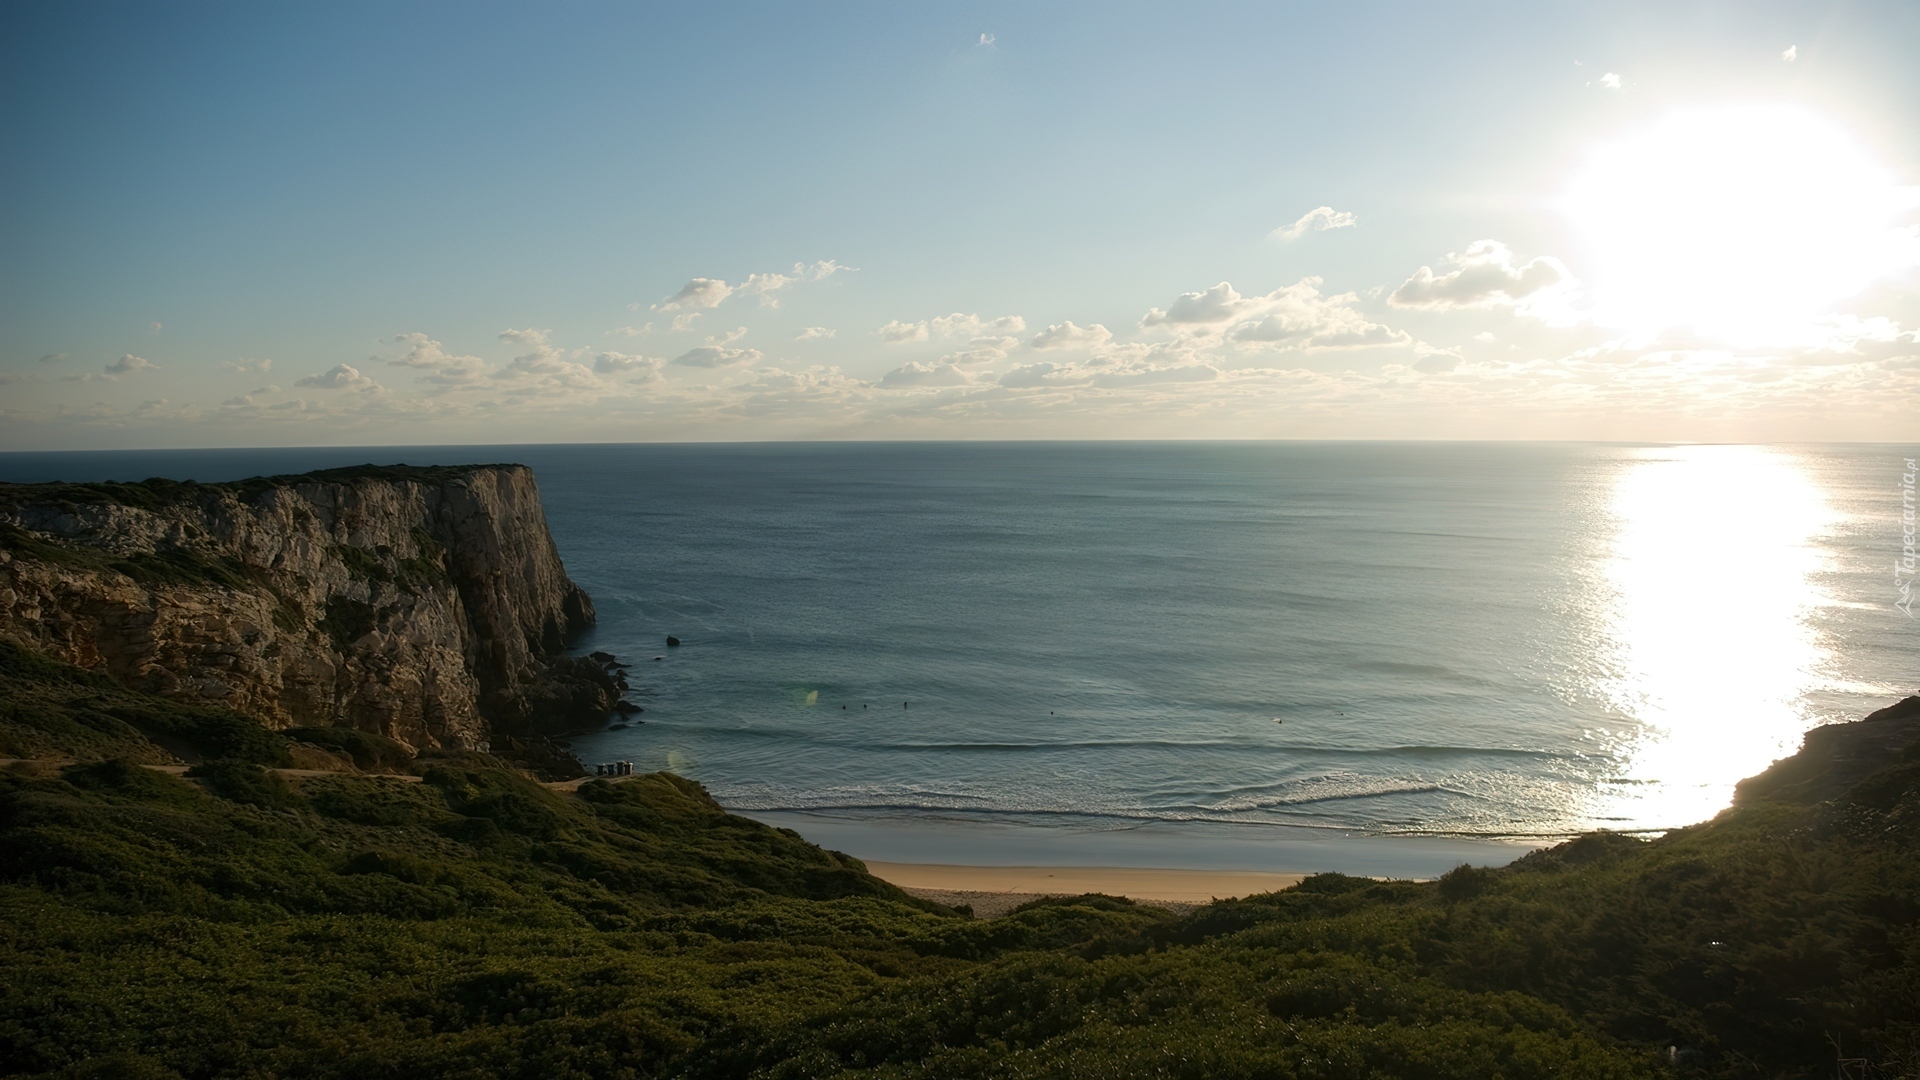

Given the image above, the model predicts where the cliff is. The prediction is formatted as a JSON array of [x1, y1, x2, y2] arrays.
[[0, 464, 614, 754]]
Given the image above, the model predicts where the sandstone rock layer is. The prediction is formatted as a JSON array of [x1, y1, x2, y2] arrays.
[[0, 464, 612, 752]]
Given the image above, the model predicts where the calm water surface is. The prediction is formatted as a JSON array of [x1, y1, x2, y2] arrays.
[[5, 442, 1914, 840]]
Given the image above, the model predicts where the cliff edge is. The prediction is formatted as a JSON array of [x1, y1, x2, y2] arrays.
[[0, 464, 614, 754]]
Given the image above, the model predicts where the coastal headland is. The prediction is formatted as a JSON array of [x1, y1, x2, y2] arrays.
[[1, 463, 1916, 1076]]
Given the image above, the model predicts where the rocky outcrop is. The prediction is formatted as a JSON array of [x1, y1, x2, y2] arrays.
[[0, 464, 614, 753]]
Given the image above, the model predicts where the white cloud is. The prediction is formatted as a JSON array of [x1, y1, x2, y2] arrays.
[[593, 351, 659, 377], [796, 326, 837, 341], [1411, 342, 1463, 374], [106, 354, 154, 375], [879, 360, 975, 388], [978, 32, 994, 46], [1271, 206, 1357, 241], [387, 333, 490, 384], [652, 261, 850, 318], [1599, 72, 1622, 90], [1390, 241, 1574, 313], [1782, 45, 1797, 62], [296, 363, 378, 390], [656, 278, 734, 312], [879, 313, 1024, 344], [1029, 321, 1114, 350], [148, 322, 163, 336], [738, 271, 793, 305], [998, 362, 1063, 388], [1141, 282, 1259, 327], [671, 345, 762, 368], [224, 357, 272, 374], [1140, 278, 1408, 351], [606, 324, 653, 337], [877, 319, 930, 343], [498, 327, 552, 347], [930, 312, 1025, 337]]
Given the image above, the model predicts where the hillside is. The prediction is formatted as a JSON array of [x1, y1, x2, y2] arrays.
[[1, 633, 1916, 1077]]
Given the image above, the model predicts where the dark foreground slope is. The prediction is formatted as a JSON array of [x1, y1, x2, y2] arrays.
[[1, 650, 1916, 1079]]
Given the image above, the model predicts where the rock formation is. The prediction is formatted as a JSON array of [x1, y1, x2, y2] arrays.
[[0, 464, 614, 753]]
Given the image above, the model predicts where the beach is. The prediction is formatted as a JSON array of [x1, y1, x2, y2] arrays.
[[868, 862, 1309, 916]]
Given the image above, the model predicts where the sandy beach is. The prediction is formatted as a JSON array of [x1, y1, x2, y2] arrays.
[[867, 861, 1309, 916]]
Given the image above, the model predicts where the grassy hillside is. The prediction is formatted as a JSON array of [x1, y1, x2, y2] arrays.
[[1, 646, 1915, 1078]]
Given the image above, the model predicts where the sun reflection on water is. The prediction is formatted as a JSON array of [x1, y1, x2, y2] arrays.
[[1590, 446, 1838, 830]]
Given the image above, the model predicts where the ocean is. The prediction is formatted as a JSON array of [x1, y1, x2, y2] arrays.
[[5, 442, 1916, 869]]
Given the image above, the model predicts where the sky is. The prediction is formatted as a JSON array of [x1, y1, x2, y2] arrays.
[[2, 1, 1918, 448]]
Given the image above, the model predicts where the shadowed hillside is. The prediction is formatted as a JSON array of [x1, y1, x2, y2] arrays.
[[1, 644, 1916, 1078]]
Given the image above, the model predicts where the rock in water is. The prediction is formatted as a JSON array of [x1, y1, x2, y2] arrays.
[[0, 464, 611, 754], [666, 635, 681, 647]]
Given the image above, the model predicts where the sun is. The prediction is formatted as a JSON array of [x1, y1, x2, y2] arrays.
[[1561, 103, 1918, 345]]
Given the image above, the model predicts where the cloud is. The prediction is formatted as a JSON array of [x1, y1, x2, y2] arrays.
[[879, 360, 976, 388], [930, 312, 1025, 337], [877, 319, 930, 343], [106, 354, 154, 375], [978, 32, 994, 46], [489, 332, 608, 394], [1598, 72, 1621, 90], [1141, 282, 1260, 327], [1030, 321, 1114, 350], [224, 357, 272, 373], [653, 261, 851, 318], [296, 363, 378, 390], [37, 353, 65, 364], [1140, 278, 1408, 351], [387, 333, 490, 384], [878, 312, 1025, 344], [594, 351, 659, 378], [1411, 342, 1463, 374], [148, 322, 163, 336], [1390, 241, 1574, 312], [737, 260, 854, 308], [0, 373, 21, 386], [1782, 45, 1797, 62], [999, 362, 1064, 388], [738, 272, 793, 305], [1271, 206, 1357, 241], [606, 324, 653, 337], [671, 345, 762, 368], [796, 326, 837, 340], [656, 278, 733, 312]]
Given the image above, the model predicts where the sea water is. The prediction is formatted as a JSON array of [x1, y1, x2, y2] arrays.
[[5, 442, 1915, 860]]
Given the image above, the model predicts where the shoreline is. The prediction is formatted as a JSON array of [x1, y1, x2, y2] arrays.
[[743, 809, 1544, 880], [868, 862, 1311, 917]]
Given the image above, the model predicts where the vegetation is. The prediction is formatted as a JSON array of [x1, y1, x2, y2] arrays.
[[0, 641, 288, 766], [0, 646, 1915, 1078], [0, 522, 256, 592], [0, 464, 518, 515]]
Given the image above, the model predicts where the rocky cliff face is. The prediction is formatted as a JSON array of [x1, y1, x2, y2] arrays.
[[0, 464, 614, 753]]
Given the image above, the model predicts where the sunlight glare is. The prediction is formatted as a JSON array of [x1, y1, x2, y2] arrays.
[[1591, 446, 1837, 829], [1562, 104, 1920, 345]]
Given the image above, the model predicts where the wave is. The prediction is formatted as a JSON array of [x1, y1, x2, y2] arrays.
[[646, 724, 1582, 761]]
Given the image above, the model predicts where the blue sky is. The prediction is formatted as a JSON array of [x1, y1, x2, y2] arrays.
[[4, 1, 1917, 447]]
